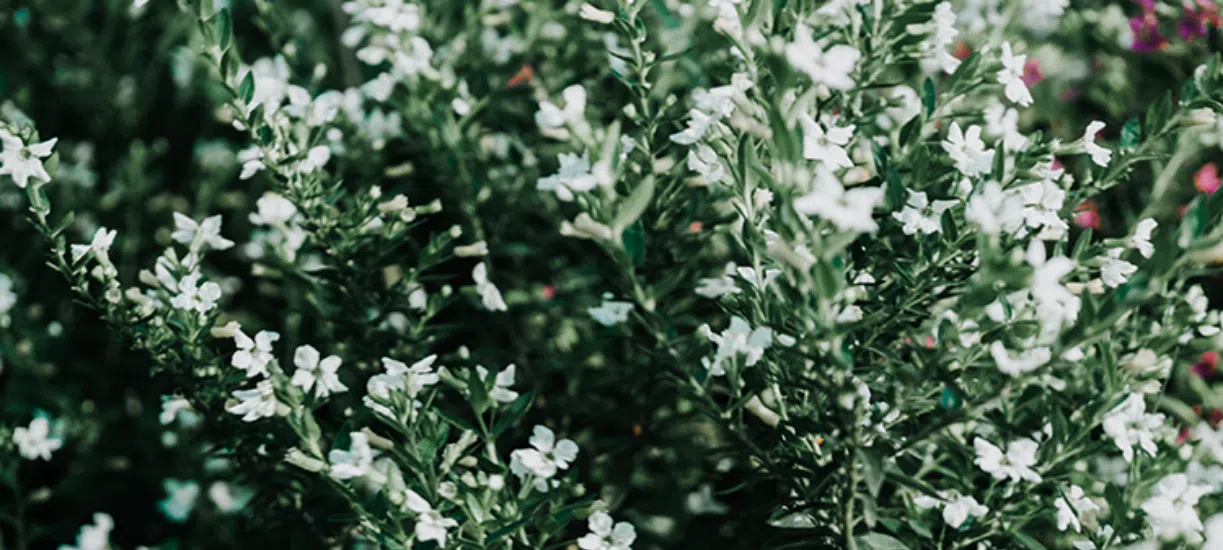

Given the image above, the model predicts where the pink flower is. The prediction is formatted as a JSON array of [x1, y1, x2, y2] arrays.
[[1074, 201, 1101, 230], [1192, 351, 1219, 378], [1022, 59, 1044, 87], [1195, 163, 1221, 195]]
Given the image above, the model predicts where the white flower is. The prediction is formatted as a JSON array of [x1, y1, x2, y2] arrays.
[[536, 84, 587, 129], [983, 102, 1029, 151], [1101, 248, 1137, 288], [238, 147, 265, 180], [61, 513, 113, 550], [476, 364, 519, 403], [924, 2, 961, 74], [996, 42, 1033, 107], [358, 0, 421, 32], [785, 24, 860, 90], [291, 345, 348, 399], [297, 145, 332, 174], [1026, 241, 1081, 336], [736, 266, 781, 290], [472, 262, 508, 311], [405, 489, 459, 547], [250, 193, 298, 226], [1021, 0, 1068, 31], [973, 437, 1042, 483], [942, 123, 995, 176], [0, 274, 15, 316], [510, 425, 579, 491], [70, 227, 119, 273], [1082, 121, 1112, 167], [1130, 218, 1157, 258], [227, 380, 276, 422], [989, 341, 1051, 376], [687, 143, 726, 184], [1103, 393, 1165, 462], [892, 190, 958, 235], [701, 316, 773, 376], [793, 167, 884, 233], [12, 416, 63, 460], [965, 181, 1025, 235], [1206, 514, 1223, 549], [578, 511, 637, 550], [208, 482, 254, 513], [159, 479, 200, 523], [669, 109, 715, 145], [695, 275, 740, 299], [1017, 179, 1069, 241], [588, 295, 634, 326], [330, 431, 374, 480], [0, 129, 56, 188], [1055, 485, 1100, 532], [169, 272, 222, 314], [1142, 474, 1209, 540], [800, 114, 855, 169], [159, 396, 199, 426], [537, 152, 598, 201], [942, 496, 988, 529], [231, 329, 280, 378], [171, 213, 235, 251], [693, 73, 752, 118], [370, 355, 441, 404]]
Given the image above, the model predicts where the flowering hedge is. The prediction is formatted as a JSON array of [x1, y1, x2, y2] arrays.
[[3, 0, 1223, 549]]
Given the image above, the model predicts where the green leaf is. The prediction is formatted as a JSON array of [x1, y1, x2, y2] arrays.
[[1011, 531, 1047, 550], [885, 166, 905, 211], [215, 7, 232, 52], [861, 450, 886, 497], [492, 392, 534, 437], [1072, 229, 1093, 260], [938, 386, 962, 410], [991, 141, 1006, 182], [622, 224, 646, 267], [856, 533, 911, 550], [1182, 77, 1200, 105], [921, 77, 936, 117], [1121, 117, 1141, 149], [238, 71, 255, 104], [51, 211, 75, 239], [613, 177, 655, 235], [898, 116, 922, 149], [1144, 91, 1173, 136], [940, 209, 957, 243], [434, 404, 480, 433], [466, 368, 490, 415]]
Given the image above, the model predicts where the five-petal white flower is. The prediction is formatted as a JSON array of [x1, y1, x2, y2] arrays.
[[12, 416, 63, 461], [578, 511, 637, 550], [0, 129, 56, 188], [510, 425, 579, 491], [996, 42, 1033, 107], [973, 437, 1042, 483], [291, 344, 348, 399], [405, 489, 460, 547]]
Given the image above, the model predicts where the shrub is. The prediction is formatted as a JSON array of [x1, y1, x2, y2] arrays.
[[3, 0, 1223, 549]]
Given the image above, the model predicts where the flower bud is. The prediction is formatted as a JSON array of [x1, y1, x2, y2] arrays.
[[579, 3, 616, 24], [284, 448, 326, 473]]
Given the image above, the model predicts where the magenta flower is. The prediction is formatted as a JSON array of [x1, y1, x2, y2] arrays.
[[1179, 0, 1221, 40], [1130, 14, 1170, 52]]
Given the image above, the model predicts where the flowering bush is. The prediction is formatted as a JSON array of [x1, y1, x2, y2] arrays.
[[4, 0, 1223, 548]]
